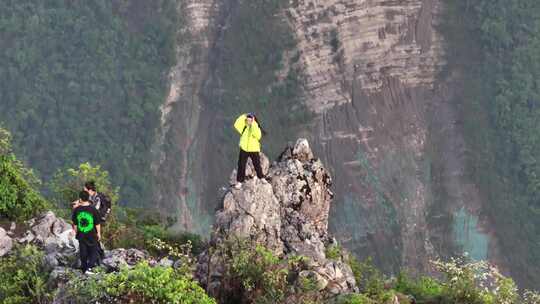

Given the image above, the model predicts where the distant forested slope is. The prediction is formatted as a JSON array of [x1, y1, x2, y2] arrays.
[[446, 0, 540, 287], [0, 0, 179, 205]]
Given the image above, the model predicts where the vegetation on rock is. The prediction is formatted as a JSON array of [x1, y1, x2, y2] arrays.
[[60, 262, 215, 304], [0, 128, 49, 220], [0, 245, 51, 304]]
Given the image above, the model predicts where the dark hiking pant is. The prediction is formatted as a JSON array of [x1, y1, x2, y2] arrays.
[[79, 241, 99, 273], [237, 149, 264, 182]]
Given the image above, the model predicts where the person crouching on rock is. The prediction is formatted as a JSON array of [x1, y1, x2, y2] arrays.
[[72, 190, 102, 274], [233, 113, 268, 189]]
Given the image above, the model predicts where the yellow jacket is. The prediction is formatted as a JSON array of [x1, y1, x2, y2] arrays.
[[234, 114, 262, 152]]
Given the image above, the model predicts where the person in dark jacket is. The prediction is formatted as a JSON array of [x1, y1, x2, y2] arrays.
[[72, 190, 101, 274], [84, 181, 111, 222]]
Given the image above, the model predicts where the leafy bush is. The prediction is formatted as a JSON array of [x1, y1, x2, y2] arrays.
[[395, 272, 443, 302], [0, 128, 49, 220], [215, 238, 332, 304], [523, 290, 540, 304], [325, 243, 343, 260], [231, 242, 289, 304], [64, 262, 216, 304], [0, 245, 51, 304], [431, 258, 519, 304], [335, 294, 373, 304], [50, 162, 120, 208], [346, 255, 385, 297]]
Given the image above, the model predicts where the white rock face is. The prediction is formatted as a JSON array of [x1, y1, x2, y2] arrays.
[[287, 0, 445, 113], [152, 0, 221, 232]]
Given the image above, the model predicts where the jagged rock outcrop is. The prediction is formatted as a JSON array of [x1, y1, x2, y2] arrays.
[[16, 211, 79, 268], [197, 139, 357, 300]]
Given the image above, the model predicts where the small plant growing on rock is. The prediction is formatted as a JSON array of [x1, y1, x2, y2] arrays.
[[148, 237, 194, 274], [230, 242, 289, 303], [325, 243, 343, 260], [0, 245, 51, 304], [523, 290, 540, 304], [395, 271, 443, 302], [431, 257, 519, 304], [0, 128, 49, 220], [346, 255, 385, 297], [335, 293, 373, 304]]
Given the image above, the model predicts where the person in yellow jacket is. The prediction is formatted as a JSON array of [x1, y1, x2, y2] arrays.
[[233, 113, 267, 189]]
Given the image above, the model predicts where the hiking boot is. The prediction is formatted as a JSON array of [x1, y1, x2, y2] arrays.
[[233, 182, 242, 189]]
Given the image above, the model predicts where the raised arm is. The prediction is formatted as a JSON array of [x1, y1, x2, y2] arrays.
[[251, 121, 262, 140], [234, 114, 247, 134]]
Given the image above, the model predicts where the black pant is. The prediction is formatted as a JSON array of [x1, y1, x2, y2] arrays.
[[79, 241, 99, 273], [237, 149, 264, 182]]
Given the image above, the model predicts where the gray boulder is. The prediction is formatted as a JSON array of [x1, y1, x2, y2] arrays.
[[17, 211, 79, 267], [101, 248, 150, 271], [0, 227, 13, 257]]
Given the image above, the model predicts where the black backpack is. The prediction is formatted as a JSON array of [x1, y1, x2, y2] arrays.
[[97, 192, 112, 221]]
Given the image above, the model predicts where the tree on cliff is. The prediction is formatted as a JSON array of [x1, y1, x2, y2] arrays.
[[0, 127, 49, 220]]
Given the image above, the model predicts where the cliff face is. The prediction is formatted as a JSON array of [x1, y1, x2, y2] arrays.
[[287, 0, 447, 273], [152, 0, 221, 233], [153, 0, 500, 278]]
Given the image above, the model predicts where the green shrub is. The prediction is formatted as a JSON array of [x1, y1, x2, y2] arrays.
[[0, 245, 51, 304], [230, 242, 288, 304], [50, 162, 120, 209], [325, 243, 343, 260], [335, 293, 372, 304], [523, 290, 540, 304], [0, 128, 49, 220], [298, 275, 319, 293], [395, 272, 443, 302], [432, 258, 520, 304], [218, 238, 331, 304], [346, 255, 385, 297], [64, 262, 216, 304]]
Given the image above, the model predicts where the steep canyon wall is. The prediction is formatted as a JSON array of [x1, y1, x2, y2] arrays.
[[153, 0, 500, 278]]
